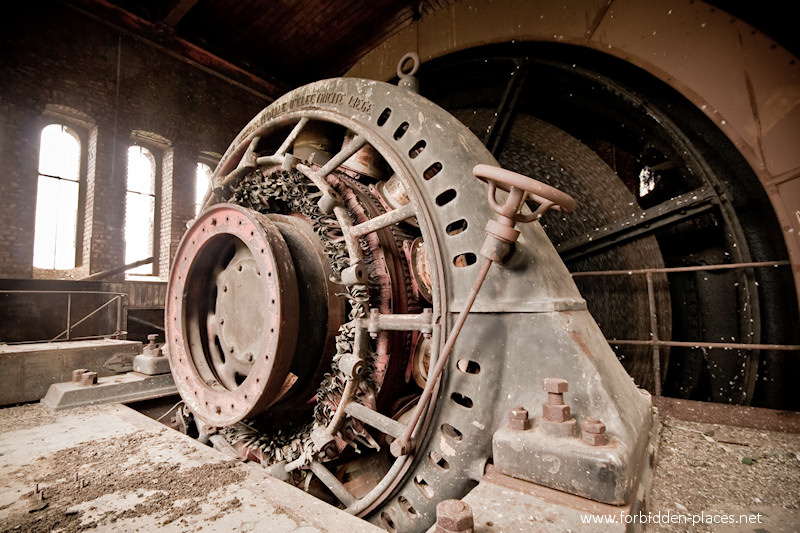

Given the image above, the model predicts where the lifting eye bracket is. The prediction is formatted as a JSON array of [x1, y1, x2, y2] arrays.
[[389, 164, 576, 457]]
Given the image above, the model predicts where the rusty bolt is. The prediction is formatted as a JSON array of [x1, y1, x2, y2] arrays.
[[390, 438, 411, 457], [581, 417, 608, 446], [78, 371, 98, 387], [147, 334, 158, 348], [542, 378, 572, 423], [543, 377, 569, 393], [435, 499, 474, 533], [508, 405, 532, 431], [543, 403, 572, 422], [72, 368, 89, 383]]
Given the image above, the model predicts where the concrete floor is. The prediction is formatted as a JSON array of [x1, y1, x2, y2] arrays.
[[1, 400, 798, 532], [0, 403, 381, 532]]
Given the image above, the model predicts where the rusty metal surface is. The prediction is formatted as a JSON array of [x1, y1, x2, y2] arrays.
[[40, 372, 176, 410], [166, 204, 301, 427], [438, 465, 637, 532], [652, 396, 800, 434], [493, 413, 638, 505]]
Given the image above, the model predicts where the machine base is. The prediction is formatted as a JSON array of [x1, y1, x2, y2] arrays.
[[41, 372, 177, 410]]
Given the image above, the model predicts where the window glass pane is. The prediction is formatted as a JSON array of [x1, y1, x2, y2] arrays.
[[125, 144, 156, 275], [125, 193, 155, 274], [127, 146, 155, 194], [33, 177, 59, 269], [38, 124, 79, 180], [195, 162, 212, 215], [54, 179, 79, 269], [33, 124, 81, 270]]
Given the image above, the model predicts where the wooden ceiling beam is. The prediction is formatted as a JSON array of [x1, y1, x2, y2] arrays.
[[164, 0, 200, 27], [63, 0, 288, 100]]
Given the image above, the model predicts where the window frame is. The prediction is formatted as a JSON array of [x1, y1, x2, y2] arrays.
[[194, 158, 216, 216], [33, 110, 92, 272], [124, 141, 162, 278]]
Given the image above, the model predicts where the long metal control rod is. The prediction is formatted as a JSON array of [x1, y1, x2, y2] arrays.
[[390, 164, 576, 456], [390, 257, 493, 456]]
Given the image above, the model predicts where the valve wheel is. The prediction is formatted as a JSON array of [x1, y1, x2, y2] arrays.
[[473, 163, 576, 213]]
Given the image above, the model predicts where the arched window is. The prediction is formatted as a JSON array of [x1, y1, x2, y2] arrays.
[[125, 145, 156, 275], [33, 124, 81, 269], [195, 162, 213, 215]]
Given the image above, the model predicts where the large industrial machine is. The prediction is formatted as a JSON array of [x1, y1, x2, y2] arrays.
[[165, 57, 654, 531]]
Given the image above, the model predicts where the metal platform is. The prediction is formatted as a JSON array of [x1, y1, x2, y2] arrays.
[[41, 372, 176, 410], [0, 339, 142, 406]]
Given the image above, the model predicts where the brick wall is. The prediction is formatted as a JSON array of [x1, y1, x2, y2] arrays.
[[0, 1, 271, 280]]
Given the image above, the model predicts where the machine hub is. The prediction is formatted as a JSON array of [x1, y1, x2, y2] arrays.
[[167, 203, 307, 427]]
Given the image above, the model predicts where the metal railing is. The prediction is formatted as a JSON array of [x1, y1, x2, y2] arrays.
[[571, 260, 800, 395], [0, 290, 127, 344]]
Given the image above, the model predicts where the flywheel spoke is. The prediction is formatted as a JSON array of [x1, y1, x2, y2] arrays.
[[309, 461, 357, 507]]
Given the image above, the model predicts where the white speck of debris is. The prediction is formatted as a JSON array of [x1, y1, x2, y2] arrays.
[[472, 420, 485, 430]]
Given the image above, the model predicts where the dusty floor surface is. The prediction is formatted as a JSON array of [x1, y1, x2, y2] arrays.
[[1, 403, 798, 532], [2, 437, 244, 531], [0, 403, 380, 533], [646, 416, 800, 532]]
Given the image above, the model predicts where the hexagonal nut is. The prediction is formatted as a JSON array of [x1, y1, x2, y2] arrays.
[[542, 377, 568, 393], [436, 499, 474, 532], [72, 368, 89, 383], [390, 438, 411, 457], [582, 432, 608, 446], [542, 403, 571, 422], [581, 417, 606, 434], [508, 406, 528, 421], [508, 417, 532, 431]]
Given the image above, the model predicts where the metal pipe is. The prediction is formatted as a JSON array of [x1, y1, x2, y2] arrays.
[[80, 257, 154, 280], [573, 261, 799, 354], [0, 290, 127, 296], [646, 271, 662, 396], [349, 202, 417, 238], [392, 256, 493, 456], [609, 339, 800, 351], [51, 295, 125, 342], [345, 455, 408, 515], [274, 117, 309, 156], [309, 461, 356, 507], [66, 294, 72, 341], [127, 314, 164, 332], [326, 375, 360, 437], [571, 260, 790, 277], [344, 402, 407, 439]]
